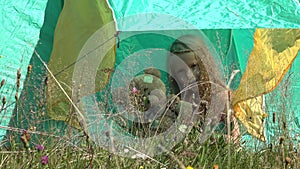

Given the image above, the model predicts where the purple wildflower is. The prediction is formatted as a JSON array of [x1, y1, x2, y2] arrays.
[[132, 87, 138, 94], [36, 144, 44, 151], [41, 156, 49, 165]]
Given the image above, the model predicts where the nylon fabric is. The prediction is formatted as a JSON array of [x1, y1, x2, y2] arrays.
[[0, 0, 48, 140], [6, 0, 66, 142], [47, 0, 116, 129], [233, 29, 300, 141], [108, 0, 300, 30]]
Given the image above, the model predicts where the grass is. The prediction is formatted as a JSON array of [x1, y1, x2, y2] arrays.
[[0, 56, 299, 169], [0, 125, 299, 169]]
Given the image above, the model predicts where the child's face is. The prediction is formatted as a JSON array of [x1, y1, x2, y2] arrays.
[[170, 51, 200, 86]]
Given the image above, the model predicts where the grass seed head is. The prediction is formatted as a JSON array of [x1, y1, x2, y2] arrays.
[[2, 96, 6, 105], [0, 79, 4, 88], [17, 68, 21, 79], [27, 65, 32, 73]]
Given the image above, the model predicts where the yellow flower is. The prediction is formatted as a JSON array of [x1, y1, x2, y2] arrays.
[[139, 166, 144, 169], [186, 166, 194, 169]]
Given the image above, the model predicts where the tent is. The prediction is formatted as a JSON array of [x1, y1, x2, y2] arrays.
[[0, 0, 299, 152]]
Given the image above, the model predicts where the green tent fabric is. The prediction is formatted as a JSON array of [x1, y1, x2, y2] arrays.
[[264, 55, 300, 147], [4, 0, 66, 143], [0, 0, 48, 140], [0, 0, 299, 149], [108, 0, 300, 30]]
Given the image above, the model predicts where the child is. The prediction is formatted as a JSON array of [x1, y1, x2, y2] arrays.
[[167, 35, 240, 143]]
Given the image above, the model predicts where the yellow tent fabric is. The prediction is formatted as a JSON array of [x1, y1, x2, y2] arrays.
[[233, 29, 300, 141], [47, 0, 116, 128]]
